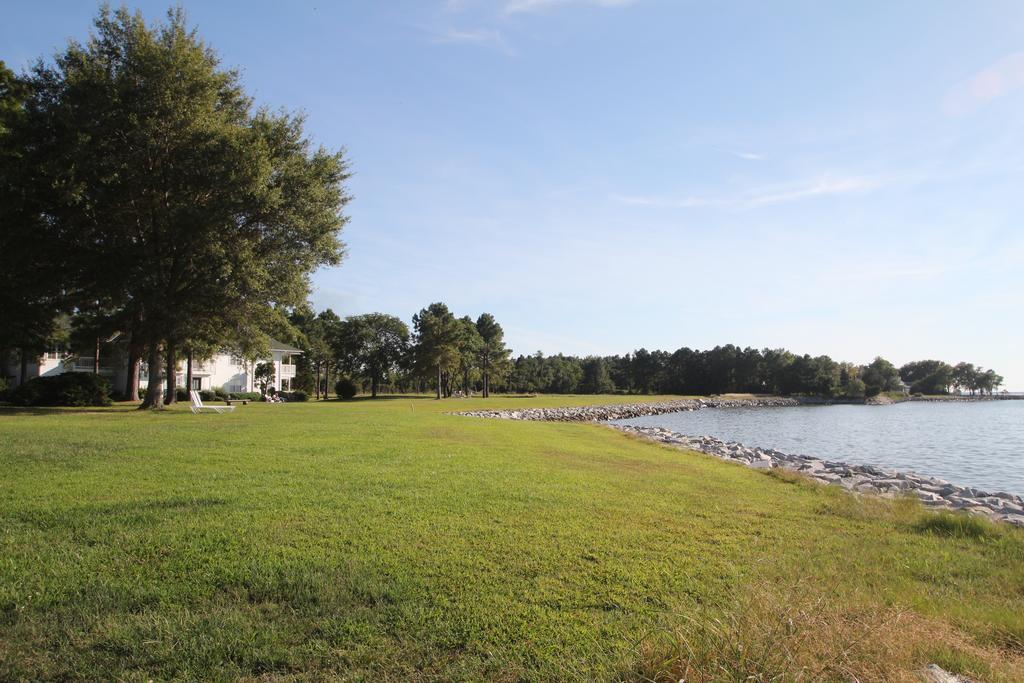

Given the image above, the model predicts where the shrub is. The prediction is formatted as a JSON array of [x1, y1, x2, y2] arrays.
[[914, 511, 995, 539], [139, 386, 147, 399], [8, 373, 111, 407], [213, 386, 229, 400], [335, 377, 357, 400], [288, 390, 308, 402], [844, 378, 866, 399], [228, 391, 261, 401], [199, 389, 216, 402], [0, 376, 9, 401], [175, 387, 189, 402]]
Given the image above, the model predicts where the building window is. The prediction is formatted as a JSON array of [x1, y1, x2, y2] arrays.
[[192, 378, 202, 390]]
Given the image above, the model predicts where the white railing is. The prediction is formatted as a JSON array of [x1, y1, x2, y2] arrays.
[[280, 364, 296, 379], [191, 360, 214, 374], [71, 358, 116, 375]]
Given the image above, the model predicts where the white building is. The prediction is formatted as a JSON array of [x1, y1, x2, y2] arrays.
[[158, 338, 302, 394], [4, 337, 301, 395]]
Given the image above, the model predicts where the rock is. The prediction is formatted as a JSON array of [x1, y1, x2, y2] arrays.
[[921, 663, 971, 682], [998, 514, 1024, 527]]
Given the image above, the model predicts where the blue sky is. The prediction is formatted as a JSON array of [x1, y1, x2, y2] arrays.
[[5, 1, 1024, 388]]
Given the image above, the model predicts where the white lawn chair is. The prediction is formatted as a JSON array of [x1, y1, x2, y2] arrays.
[[190, 390, 235, 414]]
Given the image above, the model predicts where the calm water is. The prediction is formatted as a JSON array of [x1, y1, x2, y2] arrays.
[[613, 401, 1024, 495]]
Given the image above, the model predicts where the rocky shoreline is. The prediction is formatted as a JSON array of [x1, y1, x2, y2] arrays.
[[612, 424, 1024, 528], [454, 396, 799, 422], [455, 398, 1024, 528]]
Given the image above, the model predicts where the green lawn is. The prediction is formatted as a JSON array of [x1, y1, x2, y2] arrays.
[[1, 396, 1022, 681]]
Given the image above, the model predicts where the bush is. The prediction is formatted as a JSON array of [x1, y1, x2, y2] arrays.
[[0, 376, 9, 401], [914, 511, 995, 539], [175, 387, 189, 402], [199, 389, 216, 402], [228, 391, 261, 401], [288, 390, 308, 402], [335, 377, 358, 400], [843, 378, 866, 399], [213, 386, 229, 400], [8, 373, 111, 407]]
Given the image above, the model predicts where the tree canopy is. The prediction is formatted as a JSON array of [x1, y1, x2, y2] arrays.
[[335, 313, 410, 398], [6, 7, 350, 407]]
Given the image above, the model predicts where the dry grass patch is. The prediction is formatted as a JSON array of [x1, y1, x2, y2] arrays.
[[622, 576, 1024, 682]]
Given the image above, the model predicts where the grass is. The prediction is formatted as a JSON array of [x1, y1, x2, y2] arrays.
[[0, 394, 1022, 681]]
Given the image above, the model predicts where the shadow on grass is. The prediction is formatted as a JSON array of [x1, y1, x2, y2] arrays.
[[343, 394, 435, 402], [0, 404, 143, 417], [15, 496, 230, 530]]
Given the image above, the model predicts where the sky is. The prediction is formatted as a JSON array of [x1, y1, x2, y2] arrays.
[[4, 1, 1024, 389]]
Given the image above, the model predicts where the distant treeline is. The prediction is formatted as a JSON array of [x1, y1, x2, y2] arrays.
[[283, 302, 1003, 399], [502, 348, 1004, 398]]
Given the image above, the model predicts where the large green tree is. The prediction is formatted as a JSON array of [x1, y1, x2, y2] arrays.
[[16, 7, 350, 408], [475, 313, 510, 398], [899, 360, 953, 395], [411, 303, 461, 399], [453, 316, 483, 397], [0, 60, 65, 382], [579, 356, 614, 394], [860, 357, 901, 396], [336, 313, 410, 398]]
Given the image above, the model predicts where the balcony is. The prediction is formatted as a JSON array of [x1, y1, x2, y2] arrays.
[[71, 358, 116, 375], [280, 364, 296, 379], [191, 360, 214, 374]]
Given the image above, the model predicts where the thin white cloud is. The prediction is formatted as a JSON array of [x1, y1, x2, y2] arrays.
[[747, 176, 875, 205], [945, 51, 1024, 115], [430, 26, 513, 53], [731, 151, 765, 161], [613, 175, 876, 210], [504, 0, 636, 15], [610, 193, 714, 209]]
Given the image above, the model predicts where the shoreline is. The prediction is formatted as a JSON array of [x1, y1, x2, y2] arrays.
[[455, 394, 1019, 421], [613, 424, 1024, 528], [454, 396, 800, 421], [456, 397, 1024, 528]]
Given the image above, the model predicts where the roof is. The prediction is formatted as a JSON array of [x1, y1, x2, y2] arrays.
[[267, 337, 303, 354]]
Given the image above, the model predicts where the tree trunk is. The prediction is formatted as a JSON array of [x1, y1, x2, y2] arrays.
[[436, 365, 442, 399], [125, 351, 140, 401], [165, 342, 177, 405], [314, 363, 321, 400], [93, 337, 101, 374], [186, 349, 194, 394], [372, 375, 378, 398], [140, 345, 164, 409]]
